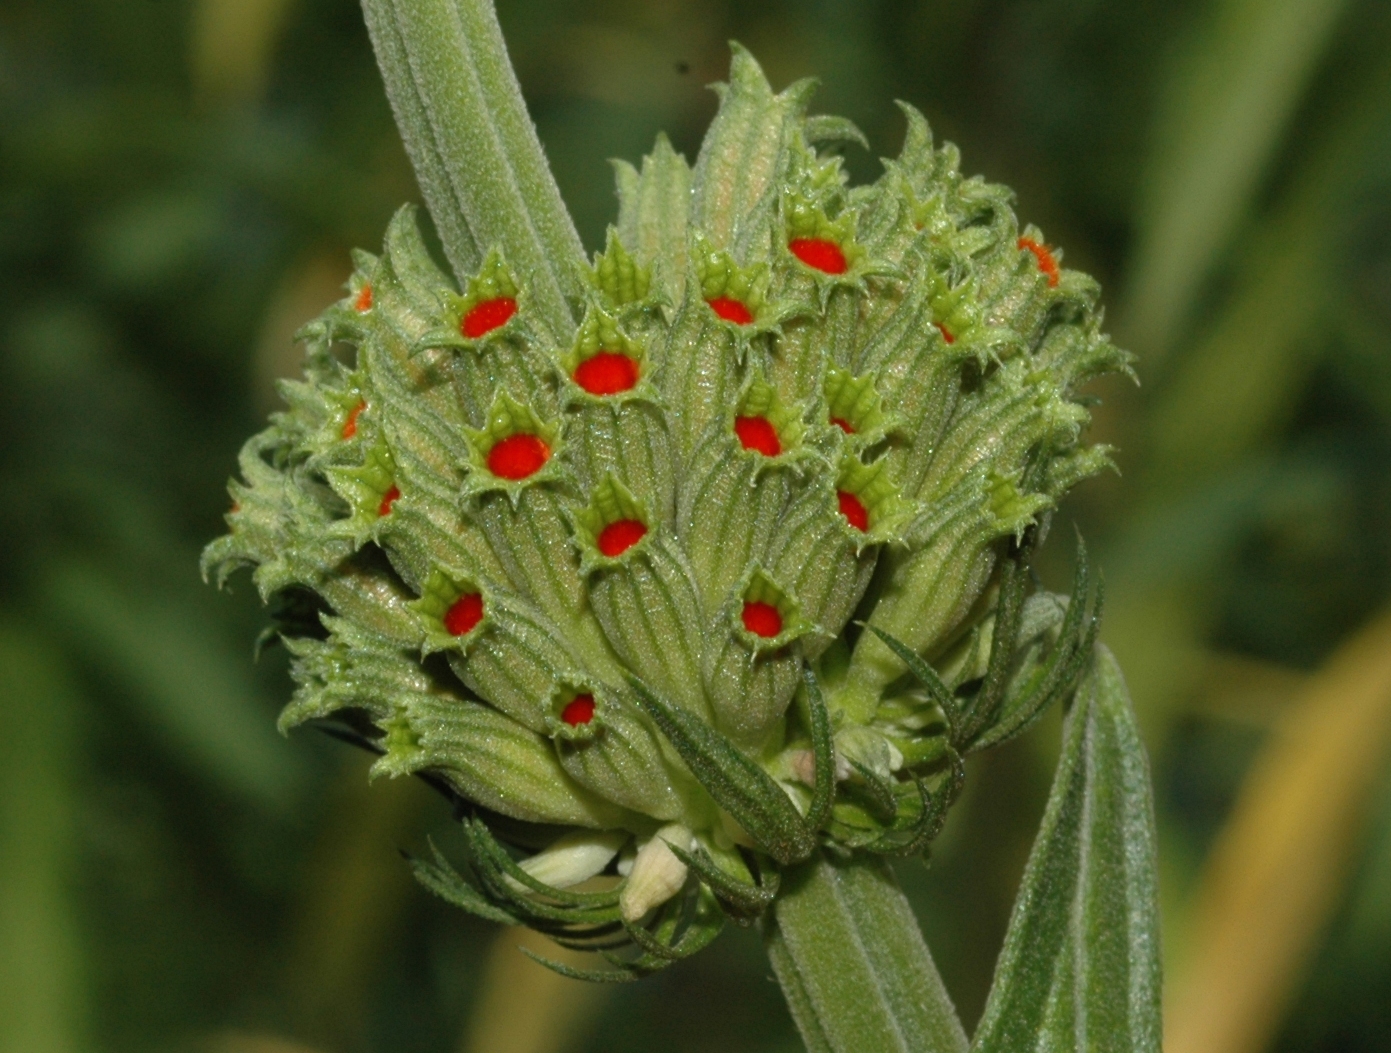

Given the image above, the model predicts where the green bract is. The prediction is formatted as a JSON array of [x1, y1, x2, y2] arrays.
[[204, 46, 1128, 979]]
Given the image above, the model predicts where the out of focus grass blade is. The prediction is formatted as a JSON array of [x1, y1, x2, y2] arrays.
[[190, 0, 298, 108], [1139, 44, 1391, 492], [200, 1034, 329, 1053], [460, 927, 611, 1053], [1104, 51, 1391, 728], [1122, 0, 1351, 363], [0, 624, 87, 1053], [43, 560, 302, 814], [1164, 607, 1391, 1053], [281, 766, 425, 1049]]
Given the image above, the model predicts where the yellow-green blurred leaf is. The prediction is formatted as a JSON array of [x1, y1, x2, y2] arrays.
[[1165, 607, 1391, 1053], [460, 926, 612, 1053], [0, 625, 87, 1053]]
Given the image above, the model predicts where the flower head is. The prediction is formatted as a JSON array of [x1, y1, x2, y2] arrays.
[[203, 45, 1126, 979]]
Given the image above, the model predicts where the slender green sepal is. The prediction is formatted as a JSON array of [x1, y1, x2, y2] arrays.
[[666, 841, 779, 919], [408, 841, 523, 925], [846, 760, 900, 820], [957, 528, 1036, 744], [801, 665, 836, 831], [519, 947, 643, 984], [863, 624, 959, 733], [628, 676, 816, 865], [968, 542, 1104, 753]]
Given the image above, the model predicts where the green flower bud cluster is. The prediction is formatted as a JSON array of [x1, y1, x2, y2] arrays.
[[204, 46, 1128, 978]]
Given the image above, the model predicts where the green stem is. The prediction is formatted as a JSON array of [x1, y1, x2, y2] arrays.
[[765, 853, 969, 1053], [360, 0, 587, 337]]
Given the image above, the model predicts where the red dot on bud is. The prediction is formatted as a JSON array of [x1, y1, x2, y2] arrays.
[[742, 600, 783, 639], [354, 284, 373, 312], [707, 296, 754, 325], [597, 518, 647, 557], [735, 415, 782, 457], [487, 433, 550, 480], [934, 321, 955, 344], [443, 592, 484, 636], [342, 400, 365, 439], [462, 296, 518, 339], [573, 351, 639, 395], [789, 237, 848, 275], [830, 416, 855, 434], [561, 694, 596, 726], [377, 485, 401, 517], [1017, 237, 1059, 288], [838, 490, 869, 532]]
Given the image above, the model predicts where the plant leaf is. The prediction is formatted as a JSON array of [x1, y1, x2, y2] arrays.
[[970, 645, 1161, 1053], [665, 841, 778, 918], [862, 623, 958, 732], [407, 841, 522, 926]]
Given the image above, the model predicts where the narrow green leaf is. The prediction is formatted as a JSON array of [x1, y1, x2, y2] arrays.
[[360, 0, 586, 337], [462, 818, 621, 909], [847, 760, 900, 820], [407, 843, 522, 926], [620, 890, 726, 965], [766, 853, 968, 1053], [518, 947, 642, 984], [865, 758, 964, 859], [970, 645, 1161, 1053], [628, 676, 816, 865], [959, 535, 1034, 745]]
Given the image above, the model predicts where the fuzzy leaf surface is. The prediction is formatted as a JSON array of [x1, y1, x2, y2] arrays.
[[971, 645, 1161, 1053]]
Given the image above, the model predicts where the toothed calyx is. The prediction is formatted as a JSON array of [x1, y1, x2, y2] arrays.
[[562, 309, 647, 400], [205, 44, 1130, 979], [590, 230, 654, 312], [463, 393, 560, 497], [575, 476, 651, 569], [451, 249, 520, 341]]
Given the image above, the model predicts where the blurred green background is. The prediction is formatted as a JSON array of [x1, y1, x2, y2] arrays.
[[4, 1, 1391, 1051]]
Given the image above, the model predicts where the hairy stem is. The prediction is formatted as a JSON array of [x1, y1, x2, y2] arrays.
[[360, 0, 587, 337], [765, 853, 969, 1053]]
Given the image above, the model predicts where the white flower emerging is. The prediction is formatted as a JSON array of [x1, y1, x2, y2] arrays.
[[512, 828, 627, 891], [620, 824, 694, 922]]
